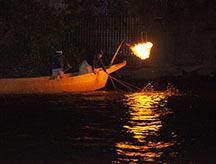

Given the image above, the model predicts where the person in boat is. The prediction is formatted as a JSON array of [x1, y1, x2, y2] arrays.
[[50, 50, 72, 79], [79, 49, 107, 74]]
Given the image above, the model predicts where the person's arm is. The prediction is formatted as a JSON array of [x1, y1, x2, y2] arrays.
[[91, 65, 96, 74], [92, 56, 96, 74], [99, 58, 107, 73], [65, 58, 72, 68]]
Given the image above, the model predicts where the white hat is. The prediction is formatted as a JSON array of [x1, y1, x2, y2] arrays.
[[56, 50, 63, 54]]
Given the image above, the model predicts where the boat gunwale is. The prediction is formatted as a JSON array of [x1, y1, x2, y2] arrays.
[[0, 61, 126, 82]]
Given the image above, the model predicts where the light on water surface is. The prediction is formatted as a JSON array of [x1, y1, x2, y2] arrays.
[[115, 92, 175, 162]]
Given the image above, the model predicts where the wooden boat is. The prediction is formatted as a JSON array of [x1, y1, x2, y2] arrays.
[[0, 61, 126, 94]]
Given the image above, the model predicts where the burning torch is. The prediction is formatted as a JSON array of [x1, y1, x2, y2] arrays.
[[127, 31, 153, 60]]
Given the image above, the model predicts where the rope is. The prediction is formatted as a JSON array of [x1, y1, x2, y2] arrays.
[[109, 75, 142, 91], [108, 74, 138, 92], [109, 76, 120, 91], [108, 74, 142, 92]]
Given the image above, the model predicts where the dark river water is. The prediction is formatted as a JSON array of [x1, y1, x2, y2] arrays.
[[0, 89, 216, 163]]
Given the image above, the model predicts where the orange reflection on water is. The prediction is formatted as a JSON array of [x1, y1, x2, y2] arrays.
[[115, 92, 175, 162]]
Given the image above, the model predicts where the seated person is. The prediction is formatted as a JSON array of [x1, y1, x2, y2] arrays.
[[50, 50, 71, 79], [79, 49, 107, 74]]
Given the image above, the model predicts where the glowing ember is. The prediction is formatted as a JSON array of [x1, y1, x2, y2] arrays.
[[130, 42, 153, 60]]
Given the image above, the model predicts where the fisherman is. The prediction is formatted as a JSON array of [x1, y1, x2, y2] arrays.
[[79, 49, 107, 74], [50, 50, 72, 79]]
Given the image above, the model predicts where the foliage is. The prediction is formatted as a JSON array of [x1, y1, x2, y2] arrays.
[[0, 0, 215, 78], [0, 0, 82, 77]]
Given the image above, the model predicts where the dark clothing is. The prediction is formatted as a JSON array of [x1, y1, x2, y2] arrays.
[[85, 50, 107, 73], [51, 54, 65, 69], [51, 54, 70, 70], [85, 53, 94, 68]]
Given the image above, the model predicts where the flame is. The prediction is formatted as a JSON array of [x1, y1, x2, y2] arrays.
[[130, 42, 153, 60]]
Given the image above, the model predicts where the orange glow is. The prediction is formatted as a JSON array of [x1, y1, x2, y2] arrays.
[[123, 93, 167, 142], [130, 42, 153, 60], [115, 92, 175, 162]]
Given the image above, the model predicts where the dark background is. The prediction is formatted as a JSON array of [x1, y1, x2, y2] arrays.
[[0, 0, 216, 78]]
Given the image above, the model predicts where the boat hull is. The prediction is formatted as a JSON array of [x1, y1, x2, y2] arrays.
[[0, 61, 126, 94]]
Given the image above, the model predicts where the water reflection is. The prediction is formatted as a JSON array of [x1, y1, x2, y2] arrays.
[[115, 92, 175, 162]]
